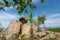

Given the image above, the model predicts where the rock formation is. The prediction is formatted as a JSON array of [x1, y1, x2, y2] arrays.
[[32, 25, 38, 35], [5, 17, 29, 40], [5, 21, 22, 40], [0, 17, 60, 40], [0, 32, 6, 40], [21, 23, 31, 38]]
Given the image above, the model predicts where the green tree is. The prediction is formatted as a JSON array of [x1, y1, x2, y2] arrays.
[[41, 16, 46, 29], [33, 16, 46, 30], [29, 11, 33, 36]]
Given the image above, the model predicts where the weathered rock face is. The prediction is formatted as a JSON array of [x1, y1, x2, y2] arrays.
[[35, 32, 47, 38], [21, 23, 31, 38], [5, 21, 22, 40], [32, 25, 37, 35], [0, 17, 59, 40], [21, 24, 38, 38], [40, 33, 56, 40], [0, 32, 6, 40], [6, 34, 17, 40]]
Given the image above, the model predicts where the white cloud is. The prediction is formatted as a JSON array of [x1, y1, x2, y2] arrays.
[[47, 14, 60, 19], [0, 11, 23, 28], [45, 18, 60, 27], [0, 12, 20, 20], [4, 6, 13, 10], [46, 18, 60, 23], [45, 13, 60, 28]]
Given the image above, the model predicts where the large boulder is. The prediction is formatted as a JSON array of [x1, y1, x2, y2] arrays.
[[21, 23, 31, 38], [5, 21, 22, 40], [32, 25, 37, 35], [21, 23, 38, 38], [0, 32, 6, 40]]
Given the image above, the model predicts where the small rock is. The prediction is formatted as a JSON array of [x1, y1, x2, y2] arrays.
[[41, 33, 56, 40], [35, 32, 46, 38]]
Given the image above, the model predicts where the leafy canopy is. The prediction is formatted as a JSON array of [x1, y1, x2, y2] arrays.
[[0, 0, 45, 14]]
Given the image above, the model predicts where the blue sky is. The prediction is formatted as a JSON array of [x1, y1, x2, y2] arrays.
[[0, 0, 60, 28]]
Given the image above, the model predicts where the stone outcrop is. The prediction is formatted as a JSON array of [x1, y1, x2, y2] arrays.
[[32, 25, 38, 35], [0, 17, 60, 40], [40, 33, 56, 40], [5, 21, 22, 40], [0, 32, 6, 40], [21, 23, 31, 38], [21, 24, 38, 38], [35, 32, 46, 38], [4, 17, 29, 40]]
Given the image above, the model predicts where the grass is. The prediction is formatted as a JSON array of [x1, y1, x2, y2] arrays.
[[17, 36, 57, 40], [17, 35, 40, 40], [47, 28, 60, 32]]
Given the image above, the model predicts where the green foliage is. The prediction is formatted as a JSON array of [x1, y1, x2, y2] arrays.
[[29, 11, 33, 26], [0, 0, 37, 14], [17, 35, 57, 40], [33, 16, 46, 27], [17, 35, 39, 40], [29, 3, 36, 10], [0, 0, 45, 14], [40, 0, 45, 3], [37, 16, 42, 25]]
